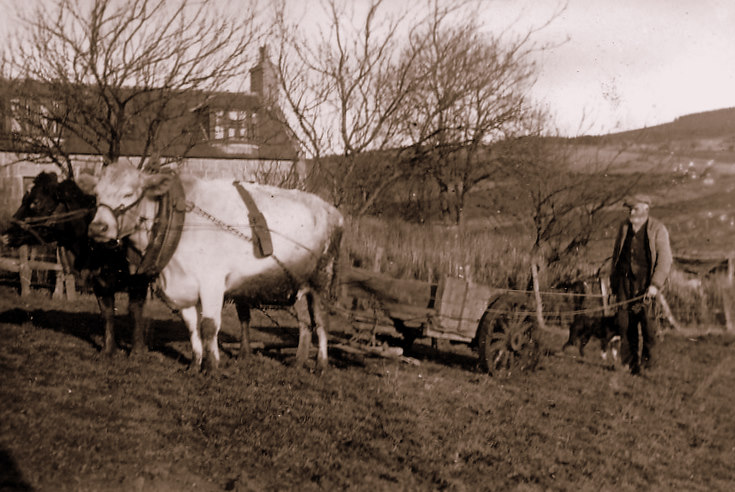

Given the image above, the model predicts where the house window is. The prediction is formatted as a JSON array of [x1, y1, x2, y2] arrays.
[[211, 108, 256, 142], [10, 98, 61, 137]]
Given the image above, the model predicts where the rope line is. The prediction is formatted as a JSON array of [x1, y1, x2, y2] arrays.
[[340, 293, 649, 326], [12, 209, 91, 228], [493, 287, 605, 298]]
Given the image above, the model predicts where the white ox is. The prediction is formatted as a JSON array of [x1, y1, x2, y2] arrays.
[[86, 160, 344, 372]]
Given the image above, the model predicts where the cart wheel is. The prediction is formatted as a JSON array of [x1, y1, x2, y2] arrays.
[[477, 295, 539, 377]]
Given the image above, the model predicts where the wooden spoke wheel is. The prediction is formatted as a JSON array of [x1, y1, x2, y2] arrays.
[[477, 295, 539, 377]]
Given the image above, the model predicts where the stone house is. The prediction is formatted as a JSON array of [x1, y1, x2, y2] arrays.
[[0, 47, 301, 213]]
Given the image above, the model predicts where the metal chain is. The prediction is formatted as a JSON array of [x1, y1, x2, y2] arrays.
[[187, 200, 305, 289], [188, 202, 253, 244]]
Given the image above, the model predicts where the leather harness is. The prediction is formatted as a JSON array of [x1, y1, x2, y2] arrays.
[[131, 176, 274, 276], [135, 172, 187, 276], [233, 181, 273, 258]]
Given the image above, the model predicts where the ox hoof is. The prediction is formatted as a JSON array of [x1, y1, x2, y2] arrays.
[[315, 359, 329, 374], [186, 360, 203, 373], [201, 358, 220, 376], [290, 357, 310, 370]]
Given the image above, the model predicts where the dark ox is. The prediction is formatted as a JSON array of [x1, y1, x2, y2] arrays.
[[2, 172, 150, 355], [87, 160, 344, 372]]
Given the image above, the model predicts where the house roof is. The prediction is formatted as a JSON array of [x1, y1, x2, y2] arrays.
[[0, 80, 300, 162]]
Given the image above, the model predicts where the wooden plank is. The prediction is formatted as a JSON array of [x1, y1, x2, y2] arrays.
[[0, 257, 63, 272], [435, 276, 494, 339], [19, 246, 30, 297], [423, 327, 473, 343], [343, 266, 435, 308], [382, 302, 433, 322]]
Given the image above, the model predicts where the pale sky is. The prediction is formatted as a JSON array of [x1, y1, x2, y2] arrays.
[[492, 0, 735, 135], [3, 0, 734, 137], [287, 0, 735, 136]]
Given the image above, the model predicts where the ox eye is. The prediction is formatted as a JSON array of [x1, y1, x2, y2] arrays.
[[123, 193, 134, 199]]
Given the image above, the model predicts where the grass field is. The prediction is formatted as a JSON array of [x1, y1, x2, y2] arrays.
[[1, 287, 735, 491]]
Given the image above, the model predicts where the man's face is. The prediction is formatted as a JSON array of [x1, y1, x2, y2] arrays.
[[628, 203, 649, 229]]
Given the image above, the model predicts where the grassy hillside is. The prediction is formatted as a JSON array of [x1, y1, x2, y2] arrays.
[[574, 107, 735, 163]]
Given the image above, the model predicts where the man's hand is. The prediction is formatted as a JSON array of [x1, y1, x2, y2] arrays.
[[645, 285, 659, 299]]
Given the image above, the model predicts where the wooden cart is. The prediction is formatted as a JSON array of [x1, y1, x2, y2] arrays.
[[342, 266, 540, 376]]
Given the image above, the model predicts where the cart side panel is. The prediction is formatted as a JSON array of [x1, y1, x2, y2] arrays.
[[343, 266, 438, 310], [431, 277, 496, 340]]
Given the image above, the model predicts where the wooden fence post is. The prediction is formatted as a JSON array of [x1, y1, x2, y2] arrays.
[[657, 292, 683, 332], [723, 255, 734, 333], [57, 247, 76, 301], [64, 274, 77, 301], [531, 261, 546, 332], [19, 245, 31, 297], [52, 248, 64, 300], [600, 277, 611, 316], [373, 247, 384, 273], [52, 271, 64, 300]]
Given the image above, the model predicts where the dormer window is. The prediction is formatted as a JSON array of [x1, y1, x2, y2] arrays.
[[210, 108, 257, 142], [10, 97, 62, 139]]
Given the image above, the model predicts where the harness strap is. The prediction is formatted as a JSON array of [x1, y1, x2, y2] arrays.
[[233, 181, 273, 258], [137, 173, 187, 276]]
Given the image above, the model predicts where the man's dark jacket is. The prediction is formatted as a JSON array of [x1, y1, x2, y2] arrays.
[[610, 216, 673, 293]]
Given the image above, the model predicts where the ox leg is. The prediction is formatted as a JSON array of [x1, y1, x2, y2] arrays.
[[180, 306, 203, 371], [293, 290, 312, 368], [97, 295, 117, 356], [199, 290, 225, 373], [308, 291, 329, 371], [128, 279, 149, 354], [234, 300, 252, 359]]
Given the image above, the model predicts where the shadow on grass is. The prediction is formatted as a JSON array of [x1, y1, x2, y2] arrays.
[[0, 448, 32, 491], [374, 333, 481, 372], [0, 305, 367, 370]]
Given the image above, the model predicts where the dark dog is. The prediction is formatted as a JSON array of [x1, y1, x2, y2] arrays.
[[562, 313, 622, 364]]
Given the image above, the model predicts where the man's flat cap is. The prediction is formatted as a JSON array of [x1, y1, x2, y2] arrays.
[[623, 193, 653, 207]]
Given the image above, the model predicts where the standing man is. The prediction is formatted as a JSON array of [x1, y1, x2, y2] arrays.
[[610, 194, 673, 375]]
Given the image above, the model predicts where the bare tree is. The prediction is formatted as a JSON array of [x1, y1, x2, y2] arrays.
[[270, 0, 446, 210], [3, 0, 263, 176], [494, 111, 648, 281], [392, 5, 552, 225]]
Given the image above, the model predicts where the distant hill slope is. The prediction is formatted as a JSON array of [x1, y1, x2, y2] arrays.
[[604, 107, 735, 142], [569, 107, 735, 163]]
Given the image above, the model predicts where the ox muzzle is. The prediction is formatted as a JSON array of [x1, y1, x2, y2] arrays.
[[91, 187, 149, 241], [88, 206, 118, 243]]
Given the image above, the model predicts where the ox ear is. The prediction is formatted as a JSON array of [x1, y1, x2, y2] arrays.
[[76, 173, 98, 196], [143, 173, 174, 198]]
